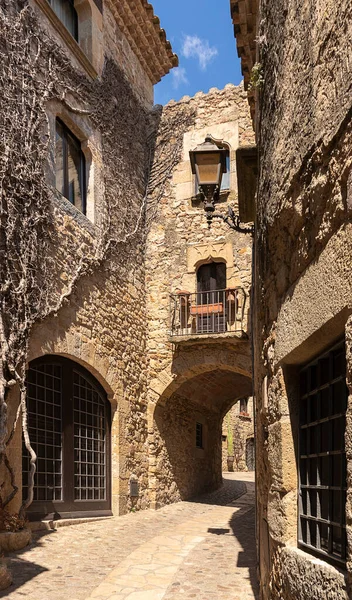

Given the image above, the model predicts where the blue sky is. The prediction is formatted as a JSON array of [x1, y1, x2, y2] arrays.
[[152, 0, 243, 106]]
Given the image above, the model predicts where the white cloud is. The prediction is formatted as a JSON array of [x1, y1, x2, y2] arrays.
[[172, 66, 188, 89], [182, 35, 218, 71]]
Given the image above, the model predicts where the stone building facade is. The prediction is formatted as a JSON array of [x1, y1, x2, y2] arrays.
[[222, 397, 254, 473], [1, 0, 255, 546], [145, 85, 254, 508], [232, 0, 352, 598], [1, 0, 176, 522]]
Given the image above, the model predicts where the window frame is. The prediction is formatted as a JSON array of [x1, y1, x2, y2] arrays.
[[240, 398, 248, 413], [22, 355, 112, 520], [298, 340, 347, 568], [47, 0, 79, 41], [55, 117, 87, 215], [220, 151, 230, 191]]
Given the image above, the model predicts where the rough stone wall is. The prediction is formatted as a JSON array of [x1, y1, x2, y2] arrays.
[[146, 84, 254, 385], [2, 0, 160, 517], [154, 394, 221, 505], [222, 397, 254, 472], [146, 85, 254, 508], [27, 230, 149, 516], [250, 0, 352, 597], [103, 1, 154, 107]]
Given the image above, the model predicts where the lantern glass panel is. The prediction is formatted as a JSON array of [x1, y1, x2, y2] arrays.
[[195, 153, 221, 185]]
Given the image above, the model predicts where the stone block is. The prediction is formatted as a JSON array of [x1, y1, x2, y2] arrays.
[[268, 420, 297, 493]]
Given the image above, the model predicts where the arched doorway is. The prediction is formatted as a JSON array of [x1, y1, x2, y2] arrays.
[[22, 356, 111, 519], [151, 366, 252, 506]]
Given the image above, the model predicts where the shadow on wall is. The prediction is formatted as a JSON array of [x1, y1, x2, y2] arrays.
[[152, 368, 252, 506], [153, 394, 223, 504]]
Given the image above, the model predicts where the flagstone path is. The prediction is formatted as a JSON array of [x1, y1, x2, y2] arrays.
[[2, 473, 258, 600]]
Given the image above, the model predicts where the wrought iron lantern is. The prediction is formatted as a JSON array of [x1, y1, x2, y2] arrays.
[[189, 135, 253, 234], [189, 135, 227, 224]]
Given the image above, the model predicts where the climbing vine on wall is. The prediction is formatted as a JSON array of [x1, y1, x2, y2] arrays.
[[0, 0, 152, 512], [146, 103, 196, 228]]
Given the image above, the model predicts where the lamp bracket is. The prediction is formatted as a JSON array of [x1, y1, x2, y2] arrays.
[[213, 207, 254, 234], [198, 187, 253, 234]]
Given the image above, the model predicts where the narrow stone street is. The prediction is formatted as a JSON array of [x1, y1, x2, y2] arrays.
[[2, 473, 258, 600]]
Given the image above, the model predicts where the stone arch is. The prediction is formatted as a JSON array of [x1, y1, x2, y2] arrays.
[[182, 241, 243, 298], [187, 242, 234, 274], [148, 344, 252, 508], [23, 354, 112, 519], [149, 345, 251, 408], [194, 255, 228, 270], [28, 330, 121, 408], [28, 348, 115, 406], [20, 327, 125, 515]]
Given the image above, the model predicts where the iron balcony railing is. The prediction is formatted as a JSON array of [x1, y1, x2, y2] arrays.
[[170, 287, 247, 337]]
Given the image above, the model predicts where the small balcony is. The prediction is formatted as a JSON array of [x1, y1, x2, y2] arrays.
[[169, 288, 248, 344]]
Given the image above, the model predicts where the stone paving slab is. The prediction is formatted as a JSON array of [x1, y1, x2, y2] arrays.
[[88, 501, 257, 600], [2, 474, 257, 600], [163, 504, 258, 600]]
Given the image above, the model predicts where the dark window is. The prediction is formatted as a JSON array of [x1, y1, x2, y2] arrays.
[[22, 356, 111, 519], [48, 0, 78, 40], [246, 438, 255, 471], [196, 422, 203, 448], [196, 262, 226, 334], [55, 118, 86, 214], [240, 398, 248, 413], [197, 262, 226, 294], [299, 341, 347, 567]]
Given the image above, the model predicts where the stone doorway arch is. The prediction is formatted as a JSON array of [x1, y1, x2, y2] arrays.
[[23, 355, 112, 520], [147, 345, 252, 508]]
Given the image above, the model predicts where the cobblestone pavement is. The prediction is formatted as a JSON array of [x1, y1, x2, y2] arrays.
[[2, 473, 258, 600]]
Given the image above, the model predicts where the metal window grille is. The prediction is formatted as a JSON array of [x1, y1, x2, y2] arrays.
[[73, 370, 107, 501], [299, 341, 347, 566], [22, 363, 63, 503], [23, 357, 111, 517], [196, 422, 203, 448]]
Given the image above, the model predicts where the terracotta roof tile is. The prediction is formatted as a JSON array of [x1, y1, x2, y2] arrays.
[[230, 0, 258, 121], [107, 0, 178, 84]]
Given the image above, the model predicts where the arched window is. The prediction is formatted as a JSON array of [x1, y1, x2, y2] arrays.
[[48, 0, 78, 41], [22, 356, 111, 519], [196, 261, 227, 334], [197, 261, 226, 294]]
